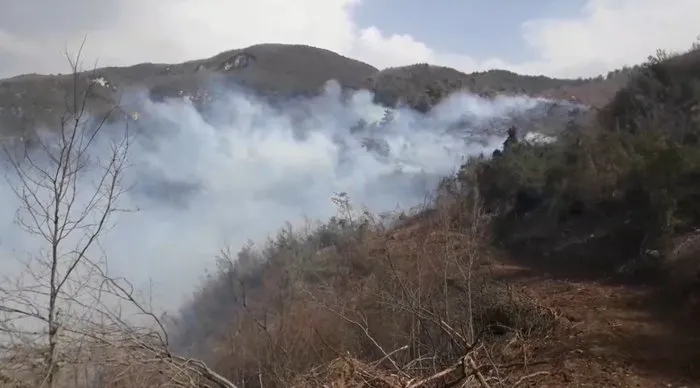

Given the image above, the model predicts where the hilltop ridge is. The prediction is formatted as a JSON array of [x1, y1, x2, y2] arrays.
[[0, 43, 625, 137]]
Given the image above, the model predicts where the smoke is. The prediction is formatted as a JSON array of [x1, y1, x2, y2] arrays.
[[0, 80, 565, 314]]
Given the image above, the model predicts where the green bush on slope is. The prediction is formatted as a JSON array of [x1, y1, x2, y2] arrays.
[[461, 45, 700, 292]]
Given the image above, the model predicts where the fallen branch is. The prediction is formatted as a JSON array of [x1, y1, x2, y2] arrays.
[[512, 371, 550, 387], [466, 355, 491, 388], [169, 354, 238, 388], [373, 345, 409, 368], [405, 360, 459, 388], [404, 351, 490, 388]]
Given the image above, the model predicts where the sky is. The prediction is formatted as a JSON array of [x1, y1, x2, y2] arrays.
[[0, 0, 698, 80]]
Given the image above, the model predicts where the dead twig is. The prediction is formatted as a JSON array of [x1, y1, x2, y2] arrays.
[[404, 349, 490, 388], [512, 370, 550, 387]]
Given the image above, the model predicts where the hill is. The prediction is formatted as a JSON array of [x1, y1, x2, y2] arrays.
[[368, 65, 603, 113], [2, 43, 693, 388], [0, 44, 378, 137], [158, 46, 700, 387], [0, 43, 624, 138]]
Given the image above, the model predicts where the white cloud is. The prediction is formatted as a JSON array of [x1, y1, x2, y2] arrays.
[[514, 0, 700, 77], [0, 0, 698, 78]]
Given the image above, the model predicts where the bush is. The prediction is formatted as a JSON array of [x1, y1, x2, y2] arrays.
[[167, 189, 557, 387], [461, 45, 700, 291]]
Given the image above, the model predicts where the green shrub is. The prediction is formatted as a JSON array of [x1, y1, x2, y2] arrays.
[[458, 44, 700, 286]]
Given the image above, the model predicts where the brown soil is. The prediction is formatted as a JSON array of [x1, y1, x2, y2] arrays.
[[361, 211, 700, 387], [487, 258, 700, 387]]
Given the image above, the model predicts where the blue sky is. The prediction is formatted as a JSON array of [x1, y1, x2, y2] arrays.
[[354, 0, 587, 63], [0, 0, 698, 78]]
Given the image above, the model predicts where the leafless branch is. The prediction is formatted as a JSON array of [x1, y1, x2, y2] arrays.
[[0, 38, 237, 388]]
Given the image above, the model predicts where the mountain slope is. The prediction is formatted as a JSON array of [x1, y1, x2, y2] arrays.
[[0, 44, 379, 136], [0, 43, 624, 137], [168, 46, 700, 388]]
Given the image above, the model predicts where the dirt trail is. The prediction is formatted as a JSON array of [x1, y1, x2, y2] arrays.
[[385, 214, 699, 386], [490, 261, 700, 387]]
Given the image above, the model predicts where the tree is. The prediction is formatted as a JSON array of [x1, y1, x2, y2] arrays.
[[0, 38, 132, 387], [0, 40, 237, 388]]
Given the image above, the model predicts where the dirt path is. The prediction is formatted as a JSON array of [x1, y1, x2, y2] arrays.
[[490, 262, 700, 387], [385, 214, 699, 386]]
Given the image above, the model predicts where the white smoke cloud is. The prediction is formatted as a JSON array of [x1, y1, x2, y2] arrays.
[[0, 82, 555, 315]]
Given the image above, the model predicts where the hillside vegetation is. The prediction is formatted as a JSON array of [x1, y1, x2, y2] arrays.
[[0, 43, 621, 137], [368, 65, 593, 112], [1, 44, 699, 387], [152, 47, 700, 387]]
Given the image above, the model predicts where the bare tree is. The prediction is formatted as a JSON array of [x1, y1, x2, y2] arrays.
[[0, 38, 132, 387], [0, 40, 238, 388]]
